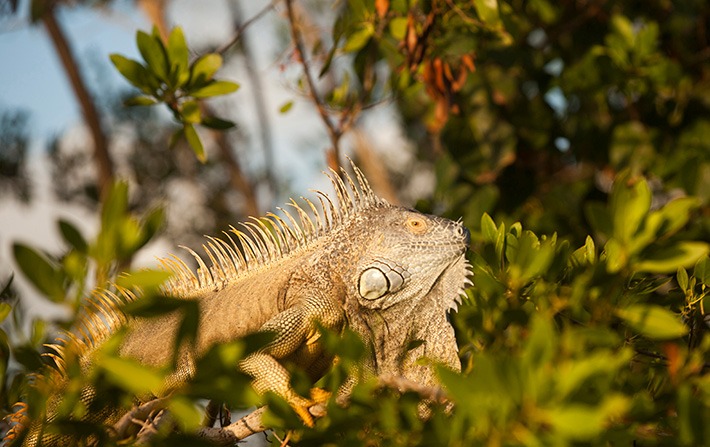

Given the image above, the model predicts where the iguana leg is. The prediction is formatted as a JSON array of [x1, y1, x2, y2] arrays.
[[239, 295, 342, 426]]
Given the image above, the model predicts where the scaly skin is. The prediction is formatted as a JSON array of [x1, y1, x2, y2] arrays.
[[7, 162, 472, 445]]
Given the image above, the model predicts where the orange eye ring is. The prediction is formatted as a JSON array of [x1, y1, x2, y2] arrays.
[[405, 216, 428, 234]]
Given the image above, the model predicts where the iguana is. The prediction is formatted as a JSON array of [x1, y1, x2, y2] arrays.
[[6, 161, 472, 445]]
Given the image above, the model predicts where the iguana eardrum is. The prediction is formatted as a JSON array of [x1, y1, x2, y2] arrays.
[[8, 162, 472, 445]]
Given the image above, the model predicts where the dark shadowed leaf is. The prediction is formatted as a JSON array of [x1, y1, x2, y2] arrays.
[[58, 219, 87, 253], [201, 115, 236, 130], [12, 243, 65, 302]]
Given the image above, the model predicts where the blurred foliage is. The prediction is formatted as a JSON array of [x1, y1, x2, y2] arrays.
[[0, 110, 32, 203], [2, 0, 710, 445]]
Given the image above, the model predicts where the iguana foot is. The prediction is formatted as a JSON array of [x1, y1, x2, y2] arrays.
[[288, 388, 331, 427]]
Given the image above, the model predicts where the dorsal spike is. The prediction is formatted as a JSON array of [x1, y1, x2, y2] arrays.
[[348, 158, 379, 206], [247, 218, 282, 259], [342, 168, 362, 208], [238, 223, 267, 262], [301, 197, 324, 236], [265, 212, 294, 252], [181, 246, 213, 288], [230, 228, 258, 264], [316, 190, 337, 227], [202, 242, 226, 284], [288, 198, 316, 238], [277, 207, 306, 247], [224, 227, 248, 270], [326, 169, 352, 217]]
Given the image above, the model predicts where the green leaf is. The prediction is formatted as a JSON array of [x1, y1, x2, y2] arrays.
[[183, 124, 206, 163], [101, 181, 129, 230], [694, 256, 710, 285], [609, 172, 651, 244], [655, 197, 701, 238], [343, 23, 374, 53], [201, 115, 236, 130], [616, 304, 688, 340], [58, 219, 87, 253], [189, 54, 223, 88], [584, 201, 612, 238], [12, 243, 65, 302], [168, 396, 202, 431], [189, 80, 240, 98], [109, 54, 150, 90], [180, 100, 201, 124], [473, 0, 501, 26], [136, 30, 169, 83], [677, 267, 689, 291], [603, 238, 627, 273], [635, 242, 709, 273], [479, 213, 497, 243], [388, 17, 408, 40], [123, 95, 157, 106], [115, 269, 172, 291], [279, 100, 294, 114], [0, 303, 11, 324], [547, 395, 629, 440], [167, 26, 189, 87], [99, 356, 164, 395]]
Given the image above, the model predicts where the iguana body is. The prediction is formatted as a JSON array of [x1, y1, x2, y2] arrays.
[[10, 163, 472, 445]]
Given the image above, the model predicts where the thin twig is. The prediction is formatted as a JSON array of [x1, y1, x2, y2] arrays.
[[215, 0, 281, 56], [284, 0, 343, 170], [112, 397, 170, 439]]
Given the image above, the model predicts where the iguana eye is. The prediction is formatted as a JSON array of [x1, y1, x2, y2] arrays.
[[359, 268, 389, 300], [405, 216, 428, 235]]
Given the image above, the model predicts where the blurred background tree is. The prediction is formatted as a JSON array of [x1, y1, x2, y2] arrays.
[[0, 0, 708, 445]]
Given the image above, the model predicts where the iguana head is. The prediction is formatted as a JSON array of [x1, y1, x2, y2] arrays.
[[351, 206, 471, 311]]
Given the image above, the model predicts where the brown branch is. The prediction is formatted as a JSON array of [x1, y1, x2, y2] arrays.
[[284, 0, 343, 171], [42, 3, 114, 200], [112, 397, 170, 439], [195, 375, 449, 444]]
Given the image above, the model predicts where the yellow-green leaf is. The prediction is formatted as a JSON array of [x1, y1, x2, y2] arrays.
[[616, 304, 688, 340]]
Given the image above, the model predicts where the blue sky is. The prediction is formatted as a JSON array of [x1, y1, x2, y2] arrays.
[[0, 1, 148, 140]]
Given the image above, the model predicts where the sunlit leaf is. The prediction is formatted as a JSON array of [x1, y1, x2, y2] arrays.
[[115, 269, 172, 291], [279, 100, 294, 114], [99, 356, 164, 395], [190, 81, 240, 98], [180, 100, 201, 124], [123, 95, 158, 106], [189, 54, 223, 88], [167, 26, 189, 87], [109, 54, 150, 90], [183, 124, 206, 163], [136, 30, 169, 83], [616, 304, 688, 340], [343, 23, 374, 53], [635, 242, 709, 273]]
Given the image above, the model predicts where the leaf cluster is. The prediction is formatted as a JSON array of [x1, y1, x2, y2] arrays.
[[110, 27, 239, 162]]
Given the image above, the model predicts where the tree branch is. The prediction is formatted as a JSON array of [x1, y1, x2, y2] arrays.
[[284, 0, 343, 171], [42, 3, 114, 200]]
